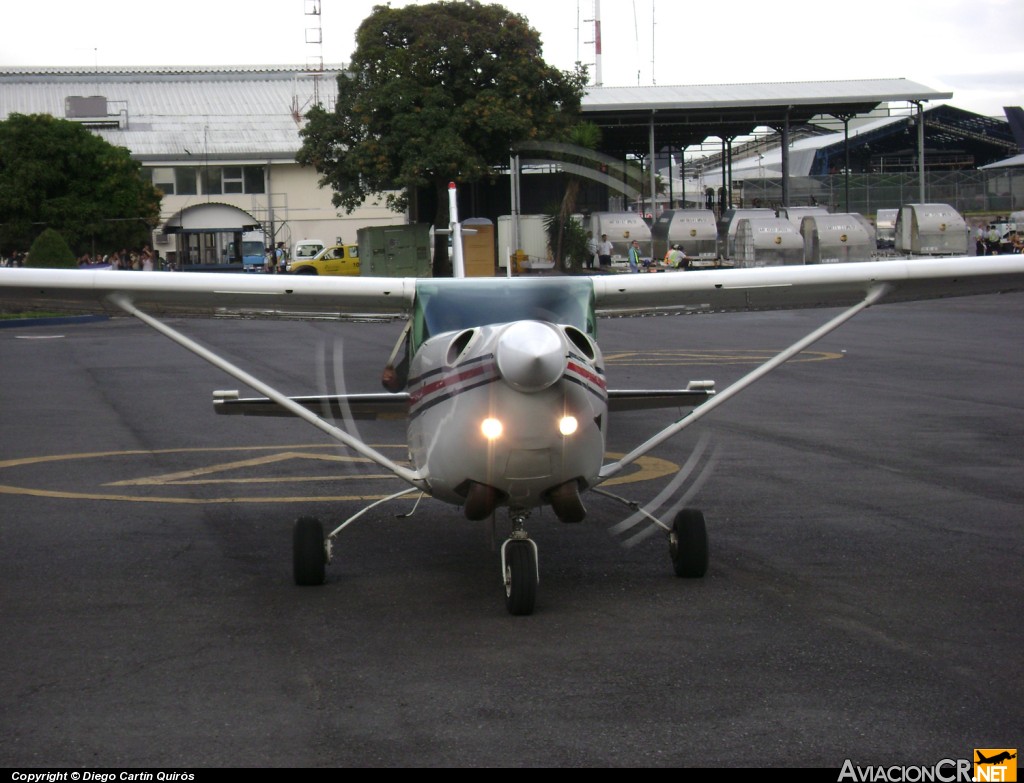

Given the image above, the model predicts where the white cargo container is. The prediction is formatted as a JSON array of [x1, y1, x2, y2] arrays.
[[894, 204, 969, 256], [717, 208, 776, 259], [778, 206, 829, 229], [497, 215, 551, 270], [590, 212, 652, 262], [651, 209, 718, 261], [734, 217, 804, 267], [800, 213, 876, 264], [874, 209, 899, 249]]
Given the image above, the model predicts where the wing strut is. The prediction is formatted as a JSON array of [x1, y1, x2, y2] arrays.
[[106, 294, 428, 491], [597, 284, 891, 482]]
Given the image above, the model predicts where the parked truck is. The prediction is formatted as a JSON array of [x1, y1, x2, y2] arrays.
[[225, 229, 267, 272]]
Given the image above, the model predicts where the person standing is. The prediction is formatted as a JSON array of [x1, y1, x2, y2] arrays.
[[628, 240, 641, 273], [597, 234, 613, 268]]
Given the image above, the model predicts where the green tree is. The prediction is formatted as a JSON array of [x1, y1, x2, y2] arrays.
[[546, 122, 602, 273], [0, 113, 161, 255], [25, 228, 76, 268], [298, 0, 587, 275]]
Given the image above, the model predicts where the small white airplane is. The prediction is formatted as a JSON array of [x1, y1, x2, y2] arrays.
[[3, 187, 1024, 614]]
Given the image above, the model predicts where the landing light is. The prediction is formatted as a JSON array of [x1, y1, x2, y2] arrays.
[[481, 417, 503, 440], [558, 416, 578, 436]]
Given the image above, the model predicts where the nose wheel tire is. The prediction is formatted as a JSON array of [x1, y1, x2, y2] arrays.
[[503, 539, 538, 615], [669, 508, 708, 578], [293, 516, 327, 585]]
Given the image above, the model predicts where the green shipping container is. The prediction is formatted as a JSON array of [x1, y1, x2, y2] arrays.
[[357, 224, 433, 277]]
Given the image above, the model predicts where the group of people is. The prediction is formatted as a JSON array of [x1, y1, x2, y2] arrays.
[[0, 251, 27, 267], [627, 239, 691, 273], [583, 233, 615, 269], [79, 246, 163, 270], [586, 234, 691, 272], [263, 242, 289, 273], [0, 246, 171, 270], [975, 223, 1023, 256]]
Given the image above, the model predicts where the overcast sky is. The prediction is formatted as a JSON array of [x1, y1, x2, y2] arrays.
[[2, 0, 1021, 118]]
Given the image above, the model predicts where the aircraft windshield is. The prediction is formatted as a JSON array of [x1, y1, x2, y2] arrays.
[[412, 278, 595, 349]]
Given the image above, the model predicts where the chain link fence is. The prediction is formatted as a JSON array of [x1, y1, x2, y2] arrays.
[[736, 169, 1022, 217]]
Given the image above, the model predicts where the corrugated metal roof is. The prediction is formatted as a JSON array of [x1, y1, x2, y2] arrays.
[[1, 67, 954, 161], [582, 78, 952, 112], [0, 66, 344, 160], [980, 152, 1024, 170]]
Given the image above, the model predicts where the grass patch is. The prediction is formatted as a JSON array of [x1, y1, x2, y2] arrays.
[[0, 310, 76, 320]]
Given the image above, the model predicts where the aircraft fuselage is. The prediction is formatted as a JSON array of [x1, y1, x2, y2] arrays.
[[407, 320, 607, 513]]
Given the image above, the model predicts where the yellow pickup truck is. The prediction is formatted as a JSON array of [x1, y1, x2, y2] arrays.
[[289, 244, 360, 276]]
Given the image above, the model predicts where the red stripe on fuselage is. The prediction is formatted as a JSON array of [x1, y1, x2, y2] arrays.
[[567, 360, 607, 391], [409, 363, 493, 405]]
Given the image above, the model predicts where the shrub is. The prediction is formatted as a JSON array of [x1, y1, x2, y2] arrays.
[[25, 228, 76, 269]]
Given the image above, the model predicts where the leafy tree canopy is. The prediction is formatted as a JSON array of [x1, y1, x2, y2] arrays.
[[0, 113, 162, 254], [298, 0, 587, 226]]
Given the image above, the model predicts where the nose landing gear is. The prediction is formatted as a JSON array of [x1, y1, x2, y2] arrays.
[[501, 511, 539, 615]]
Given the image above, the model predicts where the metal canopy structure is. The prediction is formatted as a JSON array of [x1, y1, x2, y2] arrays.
[[580, 78, 953, 156], [579, 78, 953, 208]]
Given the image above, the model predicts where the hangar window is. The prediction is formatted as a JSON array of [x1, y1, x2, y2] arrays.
[[151, 167, 175, 195]]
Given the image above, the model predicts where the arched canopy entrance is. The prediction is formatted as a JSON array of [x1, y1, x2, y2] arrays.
[[162, 203, 264, 271]]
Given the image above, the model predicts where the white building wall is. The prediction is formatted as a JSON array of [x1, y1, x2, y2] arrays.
[[149, 161, 407, 259], [265, 163, 407, 251]]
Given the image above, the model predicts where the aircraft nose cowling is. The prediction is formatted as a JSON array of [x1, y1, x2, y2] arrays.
[[495, 321, 566, 392]]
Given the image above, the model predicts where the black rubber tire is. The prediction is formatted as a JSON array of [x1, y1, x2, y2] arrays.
[[293, 516, 326, 586], [504, 541, 537, 616], [292, 267, 317, 275], [670, 508, 708, 578]]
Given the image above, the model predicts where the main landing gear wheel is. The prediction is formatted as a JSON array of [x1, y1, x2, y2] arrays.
[[669, 508, 708, 578], [293, 516, 326, 586], [503, 540, 538, 616]]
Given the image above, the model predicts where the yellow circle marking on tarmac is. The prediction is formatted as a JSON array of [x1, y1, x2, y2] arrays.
[[0, 445, 678, 504]]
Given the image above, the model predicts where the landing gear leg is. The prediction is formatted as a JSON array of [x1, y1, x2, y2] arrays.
[[501, 511, 538, 615]]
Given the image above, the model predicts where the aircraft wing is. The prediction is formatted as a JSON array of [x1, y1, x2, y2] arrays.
[[591, 256, 1024, 314], [0, 267, 416, 317], [4, 256, 1024, 319]]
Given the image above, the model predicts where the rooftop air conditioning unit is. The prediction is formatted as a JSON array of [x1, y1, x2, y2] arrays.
[[65, 95, 108, 118]]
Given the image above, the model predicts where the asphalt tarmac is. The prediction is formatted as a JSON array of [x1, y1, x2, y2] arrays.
[[1, 293, 1021, 768]]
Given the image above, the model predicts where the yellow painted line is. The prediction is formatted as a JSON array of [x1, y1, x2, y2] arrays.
[[117, 473, 401, 487], [107, 450, 398, 486], [0, 446, 680, 503], [0, 444, 361, 470], [600, 452, 678, 486], [0, 484, 404, 504]]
